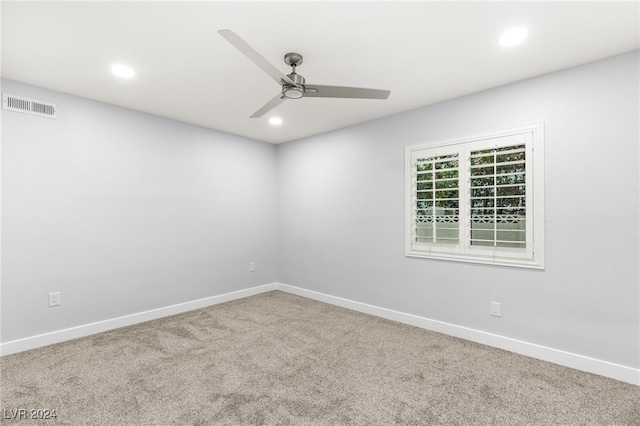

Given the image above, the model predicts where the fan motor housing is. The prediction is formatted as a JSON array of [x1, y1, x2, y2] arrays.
[[286, 73, 305, 86], [283, 72, 306, 99]]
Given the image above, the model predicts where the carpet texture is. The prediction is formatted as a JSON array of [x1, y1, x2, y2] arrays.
[[0, 291, 638, 425]]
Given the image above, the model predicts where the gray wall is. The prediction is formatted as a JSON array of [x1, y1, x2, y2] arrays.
[[1, 79, 279, 341], [277, 51, 639, 369], [2, 51, 638, 374]]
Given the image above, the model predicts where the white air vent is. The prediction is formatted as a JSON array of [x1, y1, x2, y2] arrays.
[[2, 93, 57, 119]]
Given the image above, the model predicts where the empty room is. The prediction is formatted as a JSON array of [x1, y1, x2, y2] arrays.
[[1, 1, 639, 425]]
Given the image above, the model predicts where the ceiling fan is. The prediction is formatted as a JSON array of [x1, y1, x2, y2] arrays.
[[218, 29, 391, 118]]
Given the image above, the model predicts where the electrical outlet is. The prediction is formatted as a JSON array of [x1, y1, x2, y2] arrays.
[[48, 292, 61, 307], [490, 301, 501, 317], [249, 262, 256, 272]]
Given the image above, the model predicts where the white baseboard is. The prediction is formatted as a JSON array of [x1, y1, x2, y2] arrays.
[[276, 283, 640, 386], [0, 283, 278, 356]]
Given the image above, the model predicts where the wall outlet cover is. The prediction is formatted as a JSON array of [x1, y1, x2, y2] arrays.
[[48, 292, 61, 307], [490, 301, 501, 317]]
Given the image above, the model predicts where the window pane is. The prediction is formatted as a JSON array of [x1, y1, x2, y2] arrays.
[[415, 222, 433, 243], [471, 176, 494, 187], [471, 165, 494, 176], [471, 153, 494, 165], [470, 219, 494, 246], [496, 197, 525, 208], [497, 185, 526, 197], [417, 182, 431, 191], [435, 190, 458, 199], [496, 217, 526, 248], [435, 218, 459, 244], [495, 147, 525, 161], [471, 198, 494, 208], [436, 179, 458, 189], [471, 187, 495, 198], [416, 161, 432, 172], [496, 172, 525, 185], [496, 163, 525, 174], [436, 199, 459, 209], [416, 172, 432, 182]]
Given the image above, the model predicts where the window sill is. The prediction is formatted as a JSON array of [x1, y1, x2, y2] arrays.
[[405, 249, 545, 269]]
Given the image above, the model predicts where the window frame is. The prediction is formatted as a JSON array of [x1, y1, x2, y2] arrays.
[[405, 123, 545, 269]]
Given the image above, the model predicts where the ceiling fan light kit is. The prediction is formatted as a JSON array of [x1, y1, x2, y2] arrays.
[[283, 86, 304, 99], [218, 29, 390, 118]]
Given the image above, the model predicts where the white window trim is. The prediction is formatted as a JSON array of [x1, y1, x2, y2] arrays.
[[405, 123, 545, 269]]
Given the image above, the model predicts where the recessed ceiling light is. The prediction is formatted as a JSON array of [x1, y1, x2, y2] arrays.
[[269, 117, 283, 126], [499, 27, 528, 47], [111, 64, 135, 78]]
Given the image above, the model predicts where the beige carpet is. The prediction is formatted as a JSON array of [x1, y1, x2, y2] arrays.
[[1, 291, 638, 425]]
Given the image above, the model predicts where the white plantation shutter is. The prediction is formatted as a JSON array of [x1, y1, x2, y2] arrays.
[[469, 145, 526, 248], [406, 124, 544, 269], [414, 152, 460, 245], [410, 145, 461, 255]]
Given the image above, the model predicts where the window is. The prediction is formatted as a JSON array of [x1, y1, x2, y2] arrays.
[[406, 124, 544, 269]]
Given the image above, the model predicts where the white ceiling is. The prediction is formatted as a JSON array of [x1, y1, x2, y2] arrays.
[[2, 1, 638, 144]]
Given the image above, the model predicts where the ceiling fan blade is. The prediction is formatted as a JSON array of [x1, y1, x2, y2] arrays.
[[250, 93, 286, 118], [218, 29, 295, 86], [304, 85, 390, 100]]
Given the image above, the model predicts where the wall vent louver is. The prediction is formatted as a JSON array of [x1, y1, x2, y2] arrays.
[[2, 93, 57, 119]]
